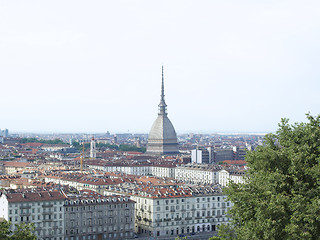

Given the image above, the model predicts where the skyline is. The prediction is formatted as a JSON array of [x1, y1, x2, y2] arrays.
[[1, 1, 320, 134]]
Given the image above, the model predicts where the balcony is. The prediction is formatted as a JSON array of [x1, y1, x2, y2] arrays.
[[20, 206, 31, 209], [20, 212, 31, 216], [42, 204, 54, 208]]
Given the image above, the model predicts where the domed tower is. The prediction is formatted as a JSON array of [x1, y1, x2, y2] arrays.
[[146, 66, 179, 155]]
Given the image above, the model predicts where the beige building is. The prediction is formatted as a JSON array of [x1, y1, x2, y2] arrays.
[[2, 161, 29, 175]]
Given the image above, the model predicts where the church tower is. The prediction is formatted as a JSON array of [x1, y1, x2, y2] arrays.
[[90, 137, 97, 159], [146, 67, 179, 155]]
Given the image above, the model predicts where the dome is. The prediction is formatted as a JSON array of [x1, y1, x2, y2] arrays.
[[148, 115, 177, 141]]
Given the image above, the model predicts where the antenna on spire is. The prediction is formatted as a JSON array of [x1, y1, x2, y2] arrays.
[[158, 65, 167, 115], [161, 65, 165, 100]]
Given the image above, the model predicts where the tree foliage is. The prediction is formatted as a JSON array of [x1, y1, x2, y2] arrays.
[[20, 138, 66, 145], [0, 221, 37, 240], [221, 114, 320, 240], [72, 141, 146, 153]]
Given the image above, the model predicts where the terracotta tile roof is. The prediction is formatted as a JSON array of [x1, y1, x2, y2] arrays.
[[3, 161, 29, 168], [223, 160, 247, 165], [21, 143, 43, 147], [4, 190, 66, 202]]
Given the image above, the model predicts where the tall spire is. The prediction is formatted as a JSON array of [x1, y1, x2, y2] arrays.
[[158, 65, 167, 115], [161, 65, 165, 101]]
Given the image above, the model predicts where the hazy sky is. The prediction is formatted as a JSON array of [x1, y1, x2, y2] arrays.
[[1, 1, 320, 134]]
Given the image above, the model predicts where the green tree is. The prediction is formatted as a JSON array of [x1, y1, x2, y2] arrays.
[[208, 236, 221, 240], [219, 114, 320, 240], [20, 138, 66, 145], [0, 220, 11, 240], [0, 221, 36, 240]]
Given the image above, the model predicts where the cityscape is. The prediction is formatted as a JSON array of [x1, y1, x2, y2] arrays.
[[1, 1, 320, 240], [0, 68, 257, 240]]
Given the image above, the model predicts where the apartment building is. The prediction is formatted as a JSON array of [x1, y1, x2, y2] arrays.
[[64, 191, 135, 240], [219, 169, 245, 187], [0, 190, 66, 240], [88, 163, 176, 179], [105, 184, 231, 238], [43, 173, 124, 194], [175, 164, 220, 184], [0, 189, 136, 240], [218, 169, 246, 187]]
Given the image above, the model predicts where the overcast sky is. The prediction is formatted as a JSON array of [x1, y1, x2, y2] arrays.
[[1, 0, 320, 134]]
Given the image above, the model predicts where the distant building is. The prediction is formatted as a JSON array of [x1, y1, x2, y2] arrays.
[[146, 67, 179, 155], [3, 129, 9, 138], [214, 149, 234, 162], [233, 146, 247, 160], [191, 147, 214, 164], [0, 128, 9, 137]]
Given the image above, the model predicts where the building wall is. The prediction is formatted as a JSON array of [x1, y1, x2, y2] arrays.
[[131, 194, 231, 237], [0, 194, 9, 220], [1, 196, 65, 239], [175, 167, 219, 184], [64, 197, 135, 240]]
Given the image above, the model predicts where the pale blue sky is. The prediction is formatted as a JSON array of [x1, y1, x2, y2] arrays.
[[1, 0, 320, 133]]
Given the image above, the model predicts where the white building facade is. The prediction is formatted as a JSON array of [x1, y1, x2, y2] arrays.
[[0, 190, 66, 240]]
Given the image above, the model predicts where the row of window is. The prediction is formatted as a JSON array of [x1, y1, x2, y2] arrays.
[[10, 201, 62, 207], [65, 203, 130, 212], [9, 214, 63, 222], [9, 207, 62, 214], [65, 225, 133, 235]]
